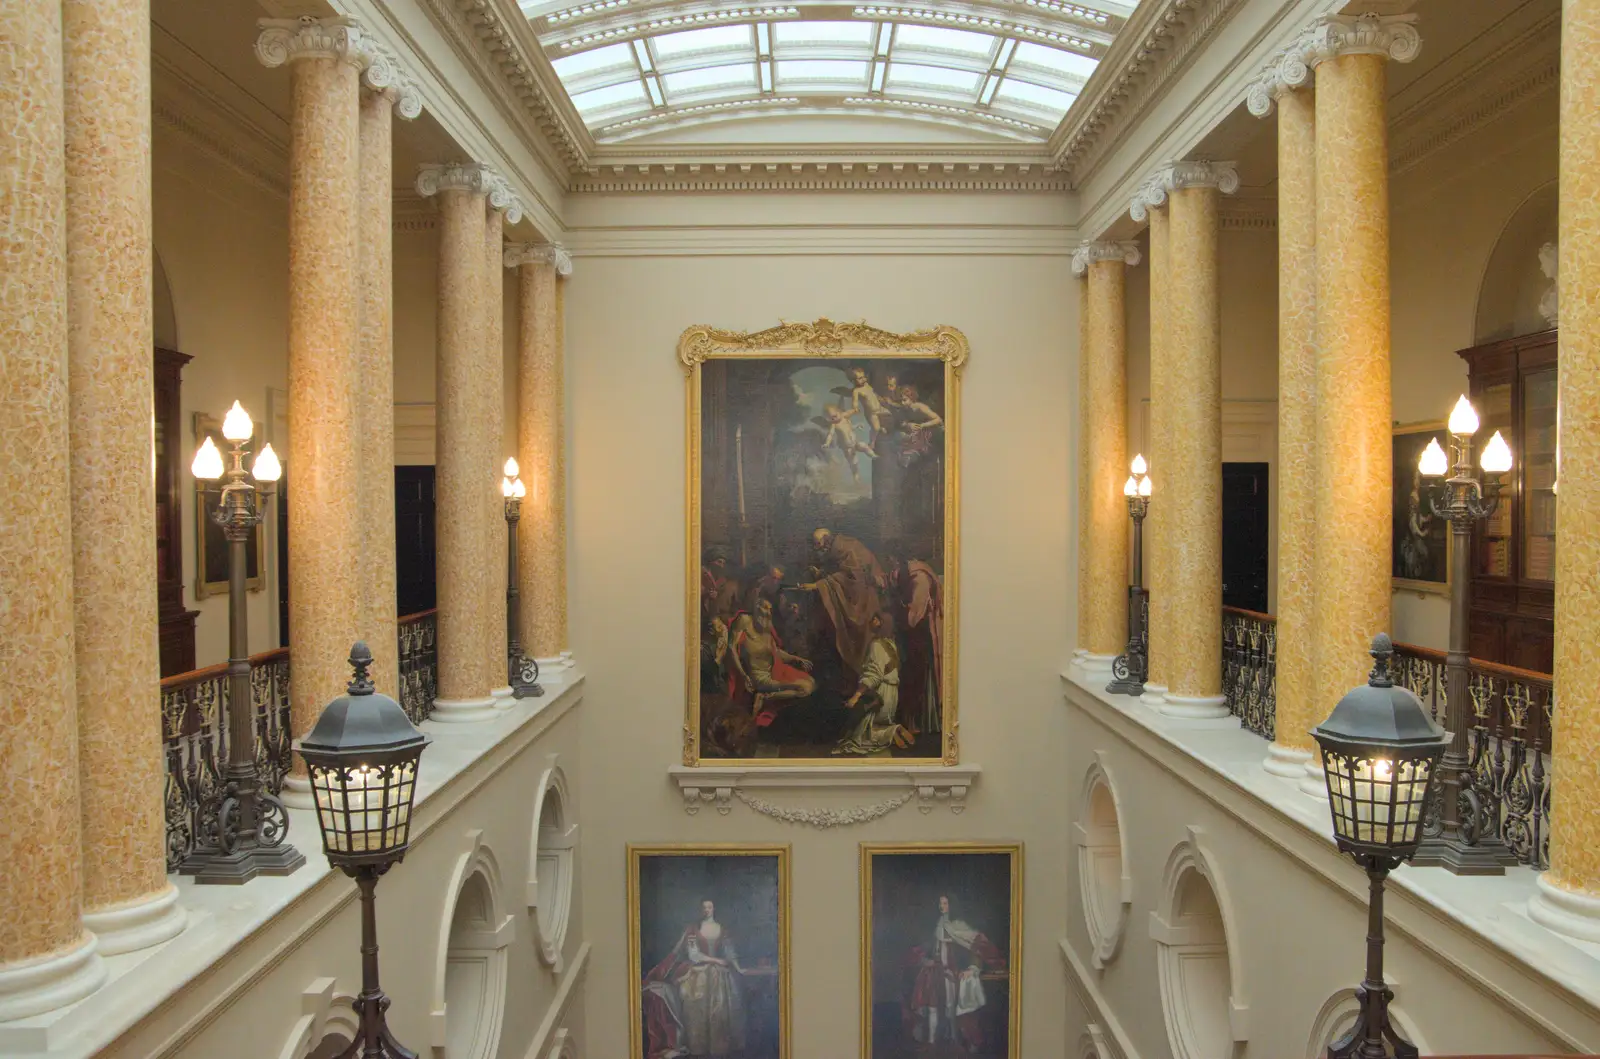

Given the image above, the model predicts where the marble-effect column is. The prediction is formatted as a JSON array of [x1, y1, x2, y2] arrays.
[[1131, 183, 1171, 705], [1529, 0, 1600, 940], [1249, 53, 1318, 778], [1075, 275, 1092, 664], [507, 243, 574, 673], [0, 0, 107, 1018], [419, 163, 497, 721], [484, 184, 520, 702], [63, 0, 186, 956], [1158, 162, 1236, 716], [257, 18, 365, 757], [1074, 242, 1140, 671]]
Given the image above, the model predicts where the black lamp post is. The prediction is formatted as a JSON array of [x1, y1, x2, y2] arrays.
[[502, 459, 543, 699], [301, 643, 430, 1059], [1410, 395, 1517, 874], [182, 401, 304, 884], [1312, 634, 1450, 1059], [1108, 454, 1152, 696]]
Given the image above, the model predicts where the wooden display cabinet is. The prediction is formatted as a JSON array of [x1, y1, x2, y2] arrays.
[[155, 347, 199, 676]]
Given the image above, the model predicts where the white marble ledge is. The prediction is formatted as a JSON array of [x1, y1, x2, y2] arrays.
[[0, 670, 586, 1058], [668, 763, 981, 817], [1060, 665, 1600, 1031]]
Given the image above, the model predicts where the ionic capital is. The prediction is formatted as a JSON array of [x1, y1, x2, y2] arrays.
[[504, 243, 574, 276], [361, 39, 423, 120], [1245, 46, 1313, 118], [1302, 13, 1421, 68], [1129, 173, 1167, 222], [1072, 241, 1141, 276], [486, 173, 525, 225], [415, 162, 495, 199], [255, 16, 369, 70]]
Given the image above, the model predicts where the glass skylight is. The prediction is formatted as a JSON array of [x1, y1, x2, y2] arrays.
[[652, 24, 753, 57], [773, 21, 874, 47], [891, 24, 994, 57]]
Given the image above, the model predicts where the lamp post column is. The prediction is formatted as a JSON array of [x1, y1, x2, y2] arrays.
[[1306, 14, 1419, 794], [1073, 241, 1140, 678]]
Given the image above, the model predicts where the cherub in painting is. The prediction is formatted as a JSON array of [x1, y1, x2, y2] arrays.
[[815, 403, 876, 480], [833, 367, 890, 453]]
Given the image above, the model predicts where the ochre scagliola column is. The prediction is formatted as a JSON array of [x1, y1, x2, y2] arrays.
[[1158, 161, 1237, 717], [257, 18, 365, 765], [1073, 241, 1141, 674], [0, 0, 107, 1019], [1307, 15, 1417, 788], [418, 163, 498, 721], [484, 179, 522, 702], [1075, 274, 1092, 664], [64, 0, 186, 956], [507, 243, 575, 675], [356, 49, 421, 697], [1248, 50, 1318, 778], [1528, 0, 1600, 941], [1130, 181, 1170, 706]]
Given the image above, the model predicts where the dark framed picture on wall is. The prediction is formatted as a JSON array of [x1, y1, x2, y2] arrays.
[[1391, 420, 1450, 596], [860, 842, 1022, 1059], [628, 843, 791, 1059], [192, 411, 265, 599], [680, 318, 966, 765]]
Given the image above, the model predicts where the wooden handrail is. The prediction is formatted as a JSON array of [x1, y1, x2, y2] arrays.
[[399, 608, 437, 625], [160, 610, 437, 692], [1222, 605, 1275, 623]]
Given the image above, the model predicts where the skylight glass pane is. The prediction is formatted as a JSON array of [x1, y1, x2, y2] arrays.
[[662, 63, 758, 97], [569, 79, 650, 112], [775, 58, 870, 86], [651, 25, 753, 58], [772, 21, 874, 47], [1010, 42, 1098, 80], [885, 62, 982, 94], [551, 43, 635, 81], [994, 77, 1075, 113], [891, 24, 996, 57]]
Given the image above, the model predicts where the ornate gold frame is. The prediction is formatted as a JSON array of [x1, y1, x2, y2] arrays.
[[679, 318, 967, 766], [858, 841, 1024, 1059], [627, 843, 792, 1059], [1392, 418, 1452, 598], [192, 411, 266, 600]]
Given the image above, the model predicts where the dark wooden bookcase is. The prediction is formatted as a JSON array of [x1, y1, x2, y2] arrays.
[[155, 347, 199, 675]]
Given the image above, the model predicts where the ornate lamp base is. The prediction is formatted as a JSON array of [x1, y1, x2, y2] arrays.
[[510, 652, 543, 700], [179, 842, 306, 885], [1105, 654, 1145, 697], [1408, 834, 1516, 875]]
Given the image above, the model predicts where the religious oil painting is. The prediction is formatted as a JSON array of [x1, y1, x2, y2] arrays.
[[860, 843, 1022, 1059], [1392, 421, 1451, 596], [629, 844, 790, 1059], [680, 319, 966, 765]]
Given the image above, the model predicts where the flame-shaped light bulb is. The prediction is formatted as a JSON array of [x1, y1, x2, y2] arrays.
[[1480, 430, 1512, 475], [1448, 395, 1480, 437], [1418, 438, 1449, 477], [1139, 475, 1152, 497], [252, 443, 281, 483], [501, 476, 515, 497], [1123, 476, 1137, 497], [1130, 453, 1147, 476], [191, 436, 224, 480], [512, 478, 527, 499], [221, 400, 254, 442], [504, 457, 519, 478]]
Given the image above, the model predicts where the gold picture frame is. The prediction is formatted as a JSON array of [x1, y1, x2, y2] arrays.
[[628, 843, 792, 1059], [860, 841, 1023, 1059], [679, 318, 966, 766], [192, 411, 266, 599], [1392, 419, 1452, 597]]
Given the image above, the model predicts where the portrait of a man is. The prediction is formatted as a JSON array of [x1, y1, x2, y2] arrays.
[[861, 844, 1021, 1059], [630, 846, 790, 1059], [681, 321, 965, 764]]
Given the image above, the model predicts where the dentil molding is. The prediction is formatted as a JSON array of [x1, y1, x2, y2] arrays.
[[667, 764, 981, 822], [1072, 241, 1142, 275], [504, 242, 574, 275]]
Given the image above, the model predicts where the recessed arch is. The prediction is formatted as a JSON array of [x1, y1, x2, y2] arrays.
[[153, 246, 179, 350], [1306, 987, 1430, 1058], [1077, 1022, 1121, 1059], [1074, 752, 1131, 969], [1150, 828, 1247, 1059], [1473, 179, 1559, 343], [277, 977, 359, 1059], [433, 832, 516, 1059], [529, 756, 579, 973]]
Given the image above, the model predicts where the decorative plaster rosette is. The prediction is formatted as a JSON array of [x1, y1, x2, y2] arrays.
[[504, 242, 574, 276], [1072, 241, 1142, 276]]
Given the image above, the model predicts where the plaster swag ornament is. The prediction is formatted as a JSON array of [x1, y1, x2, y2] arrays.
[[255, 16, 369, 69], [1072, 241, 1143, 276], [732, 788, 916, 827], [504, 242, 575, 276]]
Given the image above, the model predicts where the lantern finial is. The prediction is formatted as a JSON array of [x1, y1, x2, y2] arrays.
[[1367, 634, 1395, 688], [347, 642, 375, 695]]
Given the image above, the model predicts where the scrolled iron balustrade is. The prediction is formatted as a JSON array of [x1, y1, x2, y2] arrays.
[[161, 610, 439, 873], [1221, 606, 1276, 740]]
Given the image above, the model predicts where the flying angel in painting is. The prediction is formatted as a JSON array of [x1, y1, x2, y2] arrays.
[[814, 404, 876, 480], [833, 366, 889, 452]]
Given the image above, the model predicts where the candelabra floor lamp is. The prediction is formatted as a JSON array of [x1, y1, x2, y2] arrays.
[[301, 643, 430, 1059], [1108, 455, 1152, 696], [502, 459, 542, 699], [1410, 395, 1517, 874], [182, 402, 304, 884], [1313, 635, 1450, 1059]]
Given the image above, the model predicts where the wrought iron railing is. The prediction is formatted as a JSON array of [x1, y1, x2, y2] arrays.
[[1221, 607, 1276, 740], [161, 610, 439, 872]]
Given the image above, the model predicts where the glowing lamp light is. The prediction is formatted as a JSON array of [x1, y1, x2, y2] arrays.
[[1480, 430, 1513, 475], [1123, 476, 1138, 497], [1130, 453, 1147, 476], [504, 457, 520, 478], [1417, 438, 1449, 478], [1139, 475, 1152, 498], [512, 478, 527, 499], [501, 476, 516, 498], [1447, 395, 1480, 437], [222, 400, 254, 442], [191, 436, 225, 480], [252, 443, 282, 483]]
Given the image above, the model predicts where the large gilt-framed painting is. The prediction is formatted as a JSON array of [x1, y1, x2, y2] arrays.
[[860, 842, 1022, 1059], [1392, 420, 1450, 596], [629, 844, 791, 1059], [680, 319, 966, 765]]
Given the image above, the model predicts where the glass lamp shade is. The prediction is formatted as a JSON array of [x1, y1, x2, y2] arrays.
[[222, 400, 254, 442], [512, 478, 527, 499], [191, 436, 225, 480], [1123, 476, 1137, 497], [1447, 394, 1480, 436], [504, 457, 519, 478], [1130, 453, 1147, 476], [1417, 437, 1449, 477], [1312, 634, 1448, 860], [252, 443, 282, 483], [1138, 475, 1152, 498], [300, 643, 430, 869], [1480, 430, 1513, 475]]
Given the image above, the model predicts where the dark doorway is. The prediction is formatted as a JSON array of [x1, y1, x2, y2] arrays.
[[1221, 462, 1269, 614], [395, 466, 437, 616]]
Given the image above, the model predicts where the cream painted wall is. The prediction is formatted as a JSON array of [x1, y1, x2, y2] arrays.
[[565, 204, 1078, 1057]]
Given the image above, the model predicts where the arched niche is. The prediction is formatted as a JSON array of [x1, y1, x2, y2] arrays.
[[1474, 180, 1558, 343], [153, 246, 179, 349], [1150, 828, 1247, 1059], [1306, 987, 1430, 1057], [528, 756, 579, 973], [1078, 1022, 1121, 1059], [277, 977, 358, 1059], [433, 832, 516, 1059], [1074, 753, 1132, 969], [546, 1027, 579, 1059]]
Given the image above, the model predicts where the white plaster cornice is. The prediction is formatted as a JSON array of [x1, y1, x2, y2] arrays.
[[568, 160, 1068, 193], [504, 242, 574, 275], [1072, 240, 1141, 275], [360, 37, 423, 120], [1301, 12, 1420, 67], [255, 16, 369, 69]]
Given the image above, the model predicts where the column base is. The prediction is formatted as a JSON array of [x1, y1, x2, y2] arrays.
[[490, 685, 514, 708], [1139, 682, 1169, 707], [0, 932, 106, 1023], [1529, 873, 1600, 943], [430, 695, 499, 723], [280, 774, 315, 810], [1158, 693, 1229, 719], [83, 884, 186, 956], [1298, 757, 1328, 799], [1263, 744, 1313, 779], [1079, 652, 1117, 678], [535, 656, 571, 685], [179, 841, 306, 886]]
